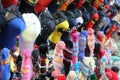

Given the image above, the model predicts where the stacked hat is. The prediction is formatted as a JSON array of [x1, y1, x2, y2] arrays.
[[105, 68, 119, 80], [1, 48, 11, 80], [35, 9, 55, 47], [34, 0, 52, 13], [64, 10, 76, 29], [75, 0, 87, 9], [79, 6, 90, 24], [19, 13, 41, 53], [92, 0, 104, 10], [61, 31, 73, 76], [48, 0, 59, 13], [1, 0, 18, 8], [106, 5, 118, 19], [72, 9, 83, 28], [0, 13, 26, 50], [79, 30, 88, 60], [58, 0, 74, 11], [49, 11, 69, 44], [52, 41, 65, 78]]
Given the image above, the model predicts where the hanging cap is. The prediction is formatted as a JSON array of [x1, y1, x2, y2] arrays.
[[1, 0, 18, 8]]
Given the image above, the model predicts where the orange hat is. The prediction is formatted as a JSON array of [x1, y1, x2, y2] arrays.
[[1, 0, 18, 8]]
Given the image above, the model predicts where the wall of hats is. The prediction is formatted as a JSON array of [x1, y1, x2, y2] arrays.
[[0, 0, 120, 80]]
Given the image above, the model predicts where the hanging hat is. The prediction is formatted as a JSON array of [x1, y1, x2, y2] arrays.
[[64, 10, 77, 29], [48, 0, 59, 13], [49, 11, 69, 44], [72, 9, 83, 28], [1, 48, 10, 61], [67, 70, 77, 80], [61, 31, 73, 48], [38, 9, 55, 38], [90, 74, 97, 80], [34, 0, 52, 13], [114, 0, 120, 11], [57, 74, 66, 80], [106, 24, 117, 39], [75, 0, 87, 9], [1, 0, 18, 8], [58, 0, 74, 11], [107, 5, 118, 19], [79, 30, 88, 60], [19, 13, 41, 53], [105, 68, 119, 80], [92, 0, 104, 9], [79, 6, 90, 23]]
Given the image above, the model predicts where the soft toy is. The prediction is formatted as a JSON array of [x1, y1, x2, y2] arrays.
[[0, 0, 26, 51], [52, 41, 65, 78], [21, 49, 34, 80], [19, 0, 52, 14], [19, 13, 41, 53], [49, 11, 69, 44], [87, 28, 95, 56], [70, 29, 79, 69], [61, 31, 73, 76], [35, 9, 55, 49], [1, 48, 11, 80], [58, 0, 74, 11], [64, 10, 77, 29]]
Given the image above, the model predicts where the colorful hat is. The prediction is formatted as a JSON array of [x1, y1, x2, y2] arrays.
[[75, 0, 86, 9], [49, 11, 69, 44], [1, 0, 18, 8], [92, 0, 104, 9], [79, 30, 88, 50], [48, 0, 59, 13], [19, 13, 41, 53], [64, 10, 76, 29], [72, 9, 83, 28], [105, 68, 119, 80], [38, 9, 55, 38], [0, 15, 26, 50], [79, 6, 90, 23], [1, 48, 10, 61], [34, 0, 52, 13]]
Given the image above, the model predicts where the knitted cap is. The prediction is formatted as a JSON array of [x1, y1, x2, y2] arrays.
[[53, 11, 68, 25], [1, 48, 9, 61], [39, 10, 55, 37], [1, 0, 18, 8], [34, 0, 52, 13], [64, 10, 76, 29], [79, 6, 90, 22], [19, 13, 41, 53]]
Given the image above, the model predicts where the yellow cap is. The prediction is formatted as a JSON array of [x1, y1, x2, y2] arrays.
[[49, 20, 69, 44]]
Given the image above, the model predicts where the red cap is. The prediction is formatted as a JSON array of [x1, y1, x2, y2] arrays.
[[98, 49, 105, 59], [86, 20, 94, 29], [106, 25, 117, 39], [1, 0, 18, 8], [34, 0, 52, 13], [57, 75, 66, 80]]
